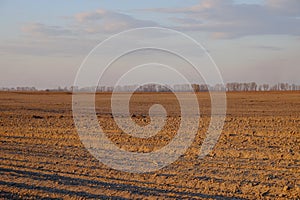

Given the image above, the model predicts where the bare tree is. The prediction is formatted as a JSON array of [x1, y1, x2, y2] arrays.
[[263, 84, 269, 91]]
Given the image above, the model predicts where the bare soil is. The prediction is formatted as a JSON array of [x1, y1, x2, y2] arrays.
[[0, 91, 299, 199]]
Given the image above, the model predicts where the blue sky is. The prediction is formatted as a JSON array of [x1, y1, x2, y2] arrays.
[[0, 0, 299, 88]]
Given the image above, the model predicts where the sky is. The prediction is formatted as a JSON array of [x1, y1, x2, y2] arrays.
[[0, 0, 299, 89]]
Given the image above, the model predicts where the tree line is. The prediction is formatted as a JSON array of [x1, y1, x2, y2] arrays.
[[1, 82, 300, 92]]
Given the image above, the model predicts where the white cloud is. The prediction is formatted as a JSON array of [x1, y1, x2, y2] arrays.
[[21, 9, 159, 39], [74, 9, 158, 33], [146, 0, 300, 38], [15, 9, 160, 57], [22, 23, 74, 37]]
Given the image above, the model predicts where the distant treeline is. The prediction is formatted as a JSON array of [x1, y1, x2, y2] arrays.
[[1, 82, 300, 92]]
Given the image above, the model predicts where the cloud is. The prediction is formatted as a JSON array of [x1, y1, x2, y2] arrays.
[[251, 45, 283, 51], [74, 9, 158, 33], [13, 9, 160, 57], [145, 0, 300, 38], [21, 9, 159, 38], [75, 9, 109, 22], [22, 23, 74, 37]]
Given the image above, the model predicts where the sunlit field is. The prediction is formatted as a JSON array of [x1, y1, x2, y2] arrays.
[[0, 91, 299, 199]]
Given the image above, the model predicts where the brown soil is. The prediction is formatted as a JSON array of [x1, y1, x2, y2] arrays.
[[0, 91, 299, 199]]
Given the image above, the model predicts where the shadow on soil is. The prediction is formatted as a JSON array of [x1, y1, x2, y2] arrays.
[[0, 166, 245, 200]]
